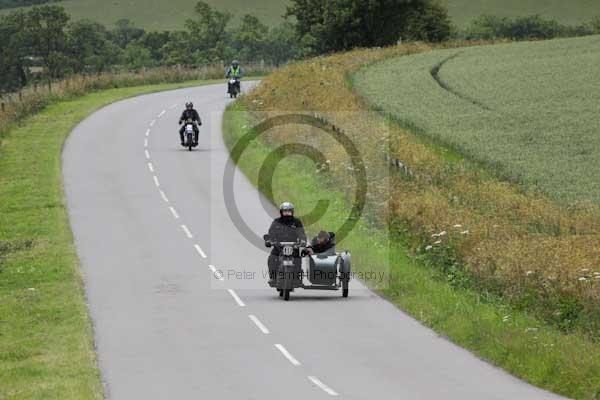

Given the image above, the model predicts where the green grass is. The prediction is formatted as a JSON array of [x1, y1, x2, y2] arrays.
[[0, 79, 221, 399], [353, 35, 600, 204], [0, 0, 288, 29], [443, 0, 600, 27], [223, 100, 600, 400]]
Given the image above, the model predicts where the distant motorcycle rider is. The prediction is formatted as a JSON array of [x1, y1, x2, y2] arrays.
[[225, 60, 243, 93], [178, 102, 201, 146], [265, 202, 307, 285]]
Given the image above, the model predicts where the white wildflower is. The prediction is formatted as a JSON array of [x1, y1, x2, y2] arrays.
[[438, 231, 447, 236], [434, 240, 442, 245], [425, 245, 433, 251], [460, 230, 469, 235], [453, 224, 462, 228], [578, 277, 587, 282], [526, 271, 534, 276]]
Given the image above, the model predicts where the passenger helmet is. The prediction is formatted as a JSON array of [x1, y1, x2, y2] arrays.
[[185, 102, 193, 109], [317, 230, 330, 243], [279, 202, 294, 216]]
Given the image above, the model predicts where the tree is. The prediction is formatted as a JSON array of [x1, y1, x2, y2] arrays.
[[136, 31, 171, 62], [25, 5, 70, 78], [233, 14, 269, 62], [123, 43, 154, 70], [265, 22, 300, 66], [185, 1, 232, 63], [403, 1, 453, 42], [286, 0, 452, 55], [159, 31, 193, 66], [67, 20, 121, 74], [110, 18, 145, 48], [0, 11, 29, 91]]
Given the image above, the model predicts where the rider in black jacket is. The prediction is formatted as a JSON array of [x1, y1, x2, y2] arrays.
[[178, 102, 202, 146], [266, 202, 307, 284]]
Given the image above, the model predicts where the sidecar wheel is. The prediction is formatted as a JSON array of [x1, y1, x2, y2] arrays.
[[283, 289, 290, 301]]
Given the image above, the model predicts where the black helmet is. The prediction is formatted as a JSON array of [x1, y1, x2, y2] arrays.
[[185, 102, 193, 109], [279, 201, 294, 216], [232, 60, 239, 67]]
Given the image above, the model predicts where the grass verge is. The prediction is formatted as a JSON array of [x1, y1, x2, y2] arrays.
[[223, 100, 600, 400], [0, 79, 223, 399]]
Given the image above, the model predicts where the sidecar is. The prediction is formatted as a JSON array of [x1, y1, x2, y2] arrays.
[[305, 250, 351, 297]]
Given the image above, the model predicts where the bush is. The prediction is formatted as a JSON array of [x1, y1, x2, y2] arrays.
[[464, 14, 598, 40]]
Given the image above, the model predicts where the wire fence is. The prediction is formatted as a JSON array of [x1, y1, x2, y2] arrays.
[[0, 62, 274, 138]]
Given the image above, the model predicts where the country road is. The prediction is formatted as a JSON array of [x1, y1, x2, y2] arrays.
[[62, 82, 567, 399]]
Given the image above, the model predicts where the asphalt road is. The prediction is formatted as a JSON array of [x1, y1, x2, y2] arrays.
[[63, 82, 567, 399]]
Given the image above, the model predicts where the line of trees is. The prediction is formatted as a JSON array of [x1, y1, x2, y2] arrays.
[[0, 2, 301, 92], [462, 14, 600, 40]]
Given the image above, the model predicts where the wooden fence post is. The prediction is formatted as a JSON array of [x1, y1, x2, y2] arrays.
[[19, 92, 23, 102], [1, 103, 5, 113]]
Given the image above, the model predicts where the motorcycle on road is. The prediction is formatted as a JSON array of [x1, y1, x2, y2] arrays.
[[228, 77, 241, 98], [264, 234, 351, 301], [182, 118, 198, 151]]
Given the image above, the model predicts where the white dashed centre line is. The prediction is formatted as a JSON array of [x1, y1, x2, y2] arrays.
[[147, 162, 154, 172], [308, 376, 339, 396], [181, 224, 193, 238], [194, 244, 207, 258], [169, 206, 179, 219], [275, 344, 300, 366], [153, 176, 160, 187], [145, 129, 150, 137], [249, 315, 269, 334], [144, 138, 148, 147], [159, 190, 169, 203], [150, 120, 156, 127], [145, 150, 150, 159], [158, 110, 166, 118], [227, 289, 245, 307], [169, 103, 178, 109]]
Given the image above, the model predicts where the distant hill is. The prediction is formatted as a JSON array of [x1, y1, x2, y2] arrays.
[[2, 0, 599, 30], [0, 0, 289, 29]]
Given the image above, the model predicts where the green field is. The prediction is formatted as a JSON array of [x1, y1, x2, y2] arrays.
[[3, 0, 600, 30], [353, 35, 600, 204]]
